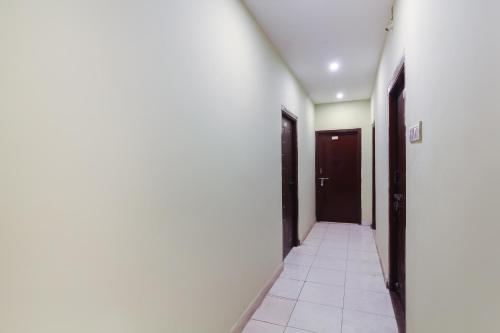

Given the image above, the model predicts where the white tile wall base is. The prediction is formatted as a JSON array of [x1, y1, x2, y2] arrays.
[[242, 222, 398, 333]]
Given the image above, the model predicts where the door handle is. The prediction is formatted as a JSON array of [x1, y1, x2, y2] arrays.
[[394, 193, 404, 201], [318, 177, 330, 187], [393, 193, 404, 211]]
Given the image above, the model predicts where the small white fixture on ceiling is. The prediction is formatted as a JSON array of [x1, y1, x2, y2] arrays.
[[243, 0, 392, 103], [329, 62, 340, 72], [336, 92, 344, 100]]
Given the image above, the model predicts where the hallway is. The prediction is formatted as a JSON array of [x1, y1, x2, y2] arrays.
[[2, 0, 500, 332], [244, 223, 397, 333]]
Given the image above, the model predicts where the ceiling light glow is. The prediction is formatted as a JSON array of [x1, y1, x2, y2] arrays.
[[329, 62, 340, 72], [336, 92, 344, 99]]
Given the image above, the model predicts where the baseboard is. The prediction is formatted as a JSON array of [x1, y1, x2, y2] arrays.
[[230, 262, 284, 333], [373, 231, 389, 284], [300, 220, 317, 244]]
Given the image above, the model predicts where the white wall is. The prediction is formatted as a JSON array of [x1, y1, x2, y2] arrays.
[[315, 100, 372, 224], [370, 0, 408, 282], [0, 1, 316, 332], [372, 0, 500, 332]]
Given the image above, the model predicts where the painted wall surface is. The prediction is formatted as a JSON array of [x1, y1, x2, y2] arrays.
[[315, 100, 372, 224], [0, 1, 316, 332], [372, 0, 500, 332], [370, 0, 407, 283]]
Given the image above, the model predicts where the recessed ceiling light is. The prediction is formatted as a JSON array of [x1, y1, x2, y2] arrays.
[[329, 62, 340, 72], [336, 92, 344, 99]]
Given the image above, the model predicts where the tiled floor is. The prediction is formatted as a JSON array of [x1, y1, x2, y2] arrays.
[[243, 222, 398, 333]]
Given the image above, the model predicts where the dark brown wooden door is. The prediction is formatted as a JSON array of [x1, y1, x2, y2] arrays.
[[316, 129, 361, 223], [389, 64, 406, 332], [281, 112, 298, 259]]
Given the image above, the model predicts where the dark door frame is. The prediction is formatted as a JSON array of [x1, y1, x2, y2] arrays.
[[372, 125, 376, 230], [281, 106, 299, 256], [315, 128, 362, 224], [387, 60, 406, 333]]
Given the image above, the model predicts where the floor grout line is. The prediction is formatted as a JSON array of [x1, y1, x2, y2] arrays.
[[339, 226, 351, 333]]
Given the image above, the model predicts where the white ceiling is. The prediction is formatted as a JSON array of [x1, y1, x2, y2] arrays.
[[243, 0, 393, 104]]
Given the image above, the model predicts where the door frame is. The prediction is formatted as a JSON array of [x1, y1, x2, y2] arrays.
[[387, 60, 406, 332], [281, 106, 299, 254], [315, 128, 362, 224], [371, 125, 376, 230]]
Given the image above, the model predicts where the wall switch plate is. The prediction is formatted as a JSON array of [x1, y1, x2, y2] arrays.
[[409, 121, 422, 143]]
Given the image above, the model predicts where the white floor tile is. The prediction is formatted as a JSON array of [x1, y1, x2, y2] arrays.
[[302, 237, 321, 246], [349, 229, 374, 237], [281, 264, 310, 281], [345, 272, 388, 293], [249, 223, 396, 333], [328, 223, 350, 228], [327, 230, 350, 237], [326, 227, 350, 234], [298, 282, 344, 308], [349, 226, 373, 233], [323, 232, 349, 241], [285, 252, 315, 266], [312, 256, 346, 271], [348, 241, 377, 253], [307, 229, 326, 239], [252, 296, 296, 326], [306, 267, 345, 287], [288, 301, 342, 333], [305, 232, 323, 241], [349, 237, 374, 245], [317, 246, 348, 259], [349, 237, 375, 244], [292, 244, 319, 256], [284, 327, 312, 333], [242, 320, 285, 333], [344, 289, 395, 317], [269, 278, 304, 300], [320, 239, 348, 249], [348, 250, 380, 262], [346, 260, 382, 275], [342, 309, 398, 333], [312, 224, 329, 231]]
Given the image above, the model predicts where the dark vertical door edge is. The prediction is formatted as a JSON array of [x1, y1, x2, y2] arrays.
[[388, 60, 406, 333], [372, 125, 376, 230], [281, 107, 299, 259]]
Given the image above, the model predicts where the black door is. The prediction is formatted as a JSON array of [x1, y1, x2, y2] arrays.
[[316, 129, 362, 223], [389, 63, 406, 332], [281, 111, 298, 259]]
